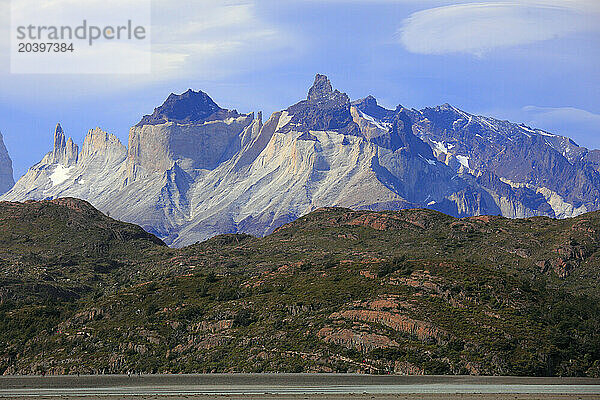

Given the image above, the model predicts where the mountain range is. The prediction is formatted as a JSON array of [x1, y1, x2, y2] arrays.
[[2, 74, 599, 246]]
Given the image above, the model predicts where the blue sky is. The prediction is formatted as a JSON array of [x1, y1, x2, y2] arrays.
[[0, 0, 599, 178]]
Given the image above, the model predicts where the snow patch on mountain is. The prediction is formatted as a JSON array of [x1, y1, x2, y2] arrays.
[[479, 117, 499, 132], [536, 131, 558, 138], [357, 109, 391, 131], [456, 155, 470, 169], [49, 165, 73, 186], [499, 177, 525, 189], [431, 140, 448, 155]]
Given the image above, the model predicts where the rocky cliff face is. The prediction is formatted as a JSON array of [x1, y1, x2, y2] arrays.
[[3, 75, 597, 245], [127, 113, 254, 179], [408, 104, 598, 218], [0, 131, 14, 195]]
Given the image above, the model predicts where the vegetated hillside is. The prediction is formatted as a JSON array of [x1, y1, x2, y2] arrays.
[[0, 198, 166, 305], [1, 200, 599, 377]]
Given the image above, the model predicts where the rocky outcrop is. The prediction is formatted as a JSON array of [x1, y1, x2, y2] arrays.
[[543, 243, 591, 278], [0, 131, 13, 195], [330, 309, 447, 344], [394, 361, 424, 375], [317, 327, 399, 353], [80, 127, 127, 164], [191, 319, 233, 333]]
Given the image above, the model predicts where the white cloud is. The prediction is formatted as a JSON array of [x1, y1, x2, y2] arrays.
[[147, 1, 295, 80], [0, 0, 295, 93], [399, 1, 600, 55]]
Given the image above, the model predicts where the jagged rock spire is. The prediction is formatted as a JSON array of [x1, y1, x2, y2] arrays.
[[54, 123, 66, 150], [306, 74, 350, 105], [285, 74, 356, 134], [308, 74, 334, 102], [50, 123, 78, 165], [80, 127, 127, 163]]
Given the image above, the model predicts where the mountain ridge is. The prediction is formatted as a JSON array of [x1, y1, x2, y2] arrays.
[[2, 74, 598, 246]]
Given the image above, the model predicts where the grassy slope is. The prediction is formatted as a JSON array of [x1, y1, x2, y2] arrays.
[[0, 202, 599, 376]]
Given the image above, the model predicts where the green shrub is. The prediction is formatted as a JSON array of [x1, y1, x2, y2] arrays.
[[377, 255, 411, 277]]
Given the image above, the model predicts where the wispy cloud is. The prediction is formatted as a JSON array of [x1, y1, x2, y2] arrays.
[[149, 1, 294, 80], [398, 1, 600, 56], [0, 0, 296, 94]]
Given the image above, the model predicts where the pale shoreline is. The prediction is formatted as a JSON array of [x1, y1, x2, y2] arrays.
[[1, 374, 599, 399], [2, 395, 599, 400], [3, 373, 599, 385]]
